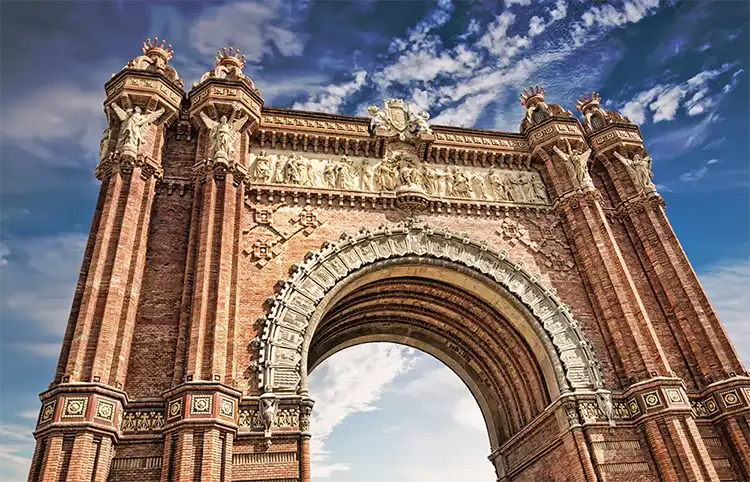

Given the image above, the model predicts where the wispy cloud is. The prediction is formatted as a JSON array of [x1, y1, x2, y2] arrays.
[[0, 423, 35, 482]]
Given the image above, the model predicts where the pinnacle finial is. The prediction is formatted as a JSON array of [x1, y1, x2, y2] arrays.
[[519, 85, 546, 107], [141, 36, 174, 61], [216, 47, 246, 69], [576, 92, 601, 112]]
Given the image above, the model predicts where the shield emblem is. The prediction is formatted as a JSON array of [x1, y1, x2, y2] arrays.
[[385, 100, 407, 132]]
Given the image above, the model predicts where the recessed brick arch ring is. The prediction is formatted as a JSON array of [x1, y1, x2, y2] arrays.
[[256, 225, 605, 414]]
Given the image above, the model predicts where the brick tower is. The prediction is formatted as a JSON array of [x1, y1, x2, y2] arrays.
[[28, 40, 750, 482]]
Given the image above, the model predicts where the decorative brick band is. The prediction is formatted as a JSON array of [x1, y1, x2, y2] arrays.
[[110, 457, 162, 470]]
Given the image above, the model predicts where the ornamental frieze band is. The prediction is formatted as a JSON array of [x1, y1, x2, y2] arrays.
[[29, 36, 750, 482]]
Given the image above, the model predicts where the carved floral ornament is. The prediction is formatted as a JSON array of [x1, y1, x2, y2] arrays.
[[254, 222, 605, 394]]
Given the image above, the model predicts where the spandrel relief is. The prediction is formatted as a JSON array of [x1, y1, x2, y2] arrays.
[[249, 149, 550, 205]]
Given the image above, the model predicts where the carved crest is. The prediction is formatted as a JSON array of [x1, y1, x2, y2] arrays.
[[368, 98, 433, 141]]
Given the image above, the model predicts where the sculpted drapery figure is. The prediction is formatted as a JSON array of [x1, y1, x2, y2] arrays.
[[284, 153, 304, 185], [99, 128, 112, 162], [199, 103, 248, 162], [111, 104, 164, 154], [613, 151, 656, 192], [553, 139, 592, 188], [488, 167, 508, 201], [359, 162, 375, 191], [335, 156, 356, 190], [374, 156, 398, 191], [252, 150, 273, 183]]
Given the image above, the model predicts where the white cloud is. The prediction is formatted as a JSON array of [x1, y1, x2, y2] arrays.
[[254, 73, 330, 105], [308, 343, 417, 477], [292, 71, 368, 114], [699, 259, 750, 366], [452, 396, 486, 431], [650, 85, 687, 122], [188, 2, 308, 59], [528, 16, 546, 37], [0, 85, 106, 165], [505, 0, 532, 5], [1, 233, 86, 335], [0, 423, 35, 482], [477, 13, 531, 65]]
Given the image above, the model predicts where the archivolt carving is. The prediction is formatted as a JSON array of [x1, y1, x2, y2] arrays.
[[255, 223, 604, 394]]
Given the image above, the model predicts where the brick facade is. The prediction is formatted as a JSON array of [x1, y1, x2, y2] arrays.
[[28, 40, 750, 482]]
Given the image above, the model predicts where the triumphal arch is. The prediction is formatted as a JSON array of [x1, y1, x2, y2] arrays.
[[29, 39, 750, 482]]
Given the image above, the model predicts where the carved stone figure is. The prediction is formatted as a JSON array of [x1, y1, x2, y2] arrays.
[[613, 151, 655, 192], [420, 164, 440, 195], [553, 139, 592, 188], [259, 396, 278, 441], [300, 156, 313, 186], [374, 157, 398, 191], [99, 128, 112, 161], [284, 153, 304, 185], [444, 166, 456, 196], [323, 160, 337, 188], [360, 162, 375, 191], [199, 105, 247, 162], [111, 104, 164, 154], [335, 156, 356, 190], [488, 167, 508, 201], [519, 173, 536, 202], [397, 156, 422, 188], [531, 174, 549, 202], [453, 169, 473, 198], [252, 151, 273, 183], [367, 99, 432, 141], [597, 392, 616, 427], [471, 172, 489, 199]]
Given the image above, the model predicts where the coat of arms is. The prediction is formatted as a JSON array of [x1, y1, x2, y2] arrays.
[[368, 98, 433, 141]]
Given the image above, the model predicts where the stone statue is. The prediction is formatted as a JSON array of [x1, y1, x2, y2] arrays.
[[531, 174, 549, 203], [274, 156, 287, 183], [518, 173, 536, 202], [359, 162, 375, 191], [199, 104, 248, 161], [412, 110, 433, 135], [613, 151, 655, 192], [284, 153, 304, 185], [374, 156, 398, 191], [252, 151, 273, 183], [99, 127, 112, 161], [397, 156, 421, 188], [443, 166, 456, 196], [367, 106, 389, 134], [260, 396, 278, 439], [335, 156, 356, 190], [597, 392, 615, 427], [420, 164, 440, 195], [471, 172, 489, 199], [111, 103, 164, 154], [300, 156, 313, 186], [323, 160, 337, 188], [488, 167, 508, 201], [553, 139, 592, 188], [453, 169, 473, 198]]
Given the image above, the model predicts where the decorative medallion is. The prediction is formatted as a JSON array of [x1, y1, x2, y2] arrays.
[[627, 398, 641, 417], [664, 388, 684, 406], [39, 401, 56, 424], [167, 399, 183, 420], [191, 395, 212, 415], [705, 396, 719, 415], [62, 397, 88, 418], [643, 391, 662, 409], [220, 397, 235, 417], [721, 390, 742, 409], [95, 399, 116, 422]]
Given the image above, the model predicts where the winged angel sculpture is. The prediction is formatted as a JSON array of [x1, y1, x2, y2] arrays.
[[199, 103, 248, 162], [553, 139, 593, 188], [110, 104, 164, 154], [613, 151, 655, 192]]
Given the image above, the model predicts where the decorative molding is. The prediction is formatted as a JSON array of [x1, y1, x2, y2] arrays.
[[256, 222, 604, 393], [111, 457, 162, 470], [95, 399, 116, 422], [39, 400, 56, 424], [233, 452, 297, 465], [61, 397, 88, 418], [121, 411, 164, 433], [190, 395, 212, 415]]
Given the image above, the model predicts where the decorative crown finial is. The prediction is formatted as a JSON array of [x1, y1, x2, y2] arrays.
[[141, 37, 174, 61], [216, 47, 246, 69], [519, 86, 546, 107], [576, 92, 601, 112]]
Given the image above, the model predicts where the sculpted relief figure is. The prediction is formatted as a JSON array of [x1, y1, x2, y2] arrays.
[[247, 151, 550, 204], [367, 99, 433, 141], [251, 150, 273, 183], [553, 139, 592, 188], [99, 128, 112, 162], [613, 151, 656, 193], [368, 105, 390, 134], [111, 103, 164, 154], [260, 397, 278, 439], [199, 104, 248, 162]]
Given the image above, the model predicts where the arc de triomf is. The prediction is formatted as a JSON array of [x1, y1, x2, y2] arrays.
[[28, 39, 750, 482]]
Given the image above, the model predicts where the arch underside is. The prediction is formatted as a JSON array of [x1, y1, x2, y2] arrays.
[[257, 224, 605, 445], [307, 274, 551, 442]]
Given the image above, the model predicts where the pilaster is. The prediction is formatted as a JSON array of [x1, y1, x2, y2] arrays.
[[585, 107, 745, 387], [522, 87, 671, 385]]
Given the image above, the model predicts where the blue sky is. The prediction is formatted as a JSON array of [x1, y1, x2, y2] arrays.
[[0, 1, 748, 481]]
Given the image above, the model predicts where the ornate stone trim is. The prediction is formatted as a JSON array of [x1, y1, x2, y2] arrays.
[[256, 222, 604, 394]]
